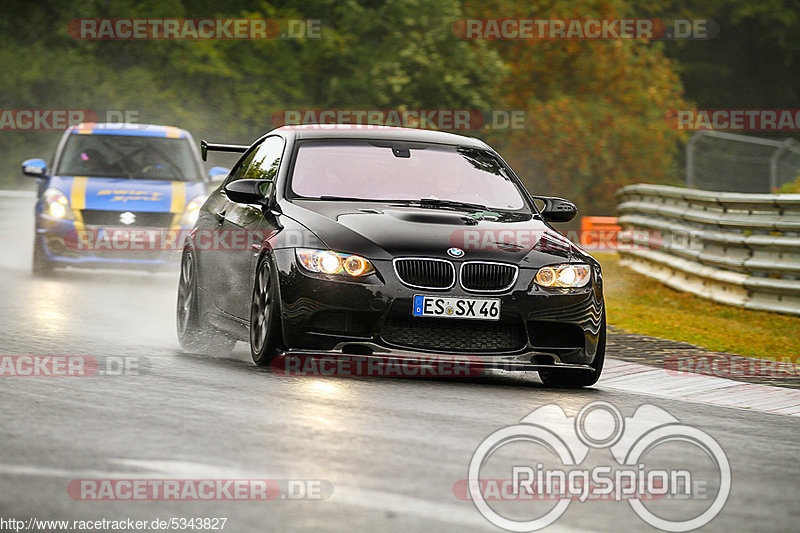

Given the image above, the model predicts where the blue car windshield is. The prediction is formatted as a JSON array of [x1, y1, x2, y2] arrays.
[[290, 141, 527, 211], [56, 134, 203, 181]]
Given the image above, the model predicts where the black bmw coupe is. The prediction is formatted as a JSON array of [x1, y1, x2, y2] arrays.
[[177, 125, 605, 387]]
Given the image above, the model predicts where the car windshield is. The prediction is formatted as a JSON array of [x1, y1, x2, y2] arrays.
[[56, 134, 203, 181], [289, 141, 527, 210]]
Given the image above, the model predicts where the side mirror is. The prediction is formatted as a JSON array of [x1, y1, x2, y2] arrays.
[[22, 158, 47, 177], [209, 166, 230, 182], [225, 179, 271, 205], [537, 196, 577, 223]]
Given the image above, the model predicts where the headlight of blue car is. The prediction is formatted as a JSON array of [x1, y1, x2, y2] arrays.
[[180, 194, 208, 226], [43, 188, 74, 220]]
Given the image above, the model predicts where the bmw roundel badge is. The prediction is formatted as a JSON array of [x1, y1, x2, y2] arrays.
[[447, 247, 465, 258]]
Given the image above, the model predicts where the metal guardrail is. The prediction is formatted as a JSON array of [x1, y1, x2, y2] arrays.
[[615, 184, 800, 316]]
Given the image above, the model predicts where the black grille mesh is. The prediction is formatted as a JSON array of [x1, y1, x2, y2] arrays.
[[382, 317, 526, 352], [461, 262, 517, 291], [81, 210, 175, 228], [394, 259, 455, 289]]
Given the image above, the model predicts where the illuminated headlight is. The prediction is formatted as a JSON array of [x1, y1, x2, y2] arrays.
[[181, 194, 207, 226], [534, 264, 591, 288], [43, 188, 72, 219], [296, 249, 374, 277]]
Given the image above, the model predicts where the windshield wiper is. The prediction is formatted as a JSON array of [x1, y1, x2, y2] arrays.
[[315, 196, 490, 212], [414, 198, 488, 212], [317, 195, 380, 202]]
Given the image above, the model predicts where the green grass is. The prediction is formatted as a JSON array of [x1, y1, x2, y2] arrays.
[[596, 253, 800, 360]]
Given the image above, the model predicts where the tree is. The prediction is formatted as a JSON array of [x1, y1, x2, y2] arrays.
[[0, 0, 505, 185], [464, 0, 690, 214]]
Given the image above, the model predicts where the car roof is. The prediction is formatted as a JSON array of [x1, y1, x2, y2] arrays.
[[272, 124, 490, 149], [68, 122, 190, 139]]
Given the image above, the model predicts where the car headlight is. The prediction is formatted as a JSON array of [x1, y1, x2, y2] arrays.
[[296, 249, 374, 277], [534, 264, 591, 288], [181, 194, 207, 226], [43, 188, 73, 219]]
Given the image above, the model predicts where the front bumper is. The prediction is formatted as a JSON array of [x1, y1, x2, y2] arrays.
[[272, 249, 604, 370], [36, 215, 183, 270]]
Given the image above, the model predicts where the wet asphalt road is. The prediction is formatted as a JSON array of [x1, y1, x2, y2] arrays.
[[1, 193, 798, 532]]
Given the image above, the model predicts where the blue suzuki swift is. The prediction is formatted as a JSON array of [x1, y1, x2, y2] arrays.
[[23, 123, 228, 275]]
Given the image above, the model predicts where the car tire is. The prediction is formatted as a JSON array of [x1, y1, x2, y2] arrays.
[[250, 256, 283, 367], [32, 236, 54, 277], [176, 248, 235, 355], [538, 311, 606, 388]]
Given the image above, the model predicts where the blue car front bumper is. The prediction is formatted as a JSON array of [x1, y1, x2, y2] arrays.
[[35, 214, 184, 270]]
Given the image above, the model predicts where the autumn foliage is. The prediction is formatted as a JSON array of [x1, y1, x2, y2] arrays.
[[468, 0, 690, 213]]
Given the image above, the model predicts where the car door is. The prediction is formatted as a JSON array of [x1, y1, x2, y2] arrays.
[[197, 141, 260, 319], [217, 136, 285, 320]]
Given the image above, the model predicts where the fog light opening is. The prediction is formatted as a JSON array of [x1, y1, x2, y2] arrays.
[[530, 354, 556, 366], [341, 344, 373, 356]]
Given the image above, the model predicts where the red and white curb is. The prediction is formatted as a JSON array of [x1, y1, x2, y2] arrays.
[[600, 358, 800, 416]]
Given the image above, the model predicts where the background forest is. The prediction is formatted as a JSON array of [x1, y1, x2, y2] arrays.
[[2, 0, 799, 213]]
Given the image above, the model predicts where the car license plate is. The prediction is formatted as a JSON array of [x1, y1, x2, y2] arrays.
[[412, 295, 500, 321]]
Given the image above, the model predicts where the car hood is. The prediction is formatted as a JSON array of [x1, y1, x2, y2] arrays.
[[47, 175, 206, 212], [281, 200, 586, 267]]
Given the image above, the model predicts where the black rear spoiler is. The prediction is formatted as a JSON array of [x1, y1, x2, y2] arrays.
[[200, 140, 249, 161]]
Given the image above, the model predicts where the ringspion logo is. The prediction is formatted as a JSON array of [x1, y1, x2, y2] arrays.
[[462, 401, 730, 531]]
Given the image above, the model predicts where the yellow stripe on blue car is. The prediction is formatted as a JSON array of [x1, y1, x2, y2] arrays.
[[71, 176, 88, 230]]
